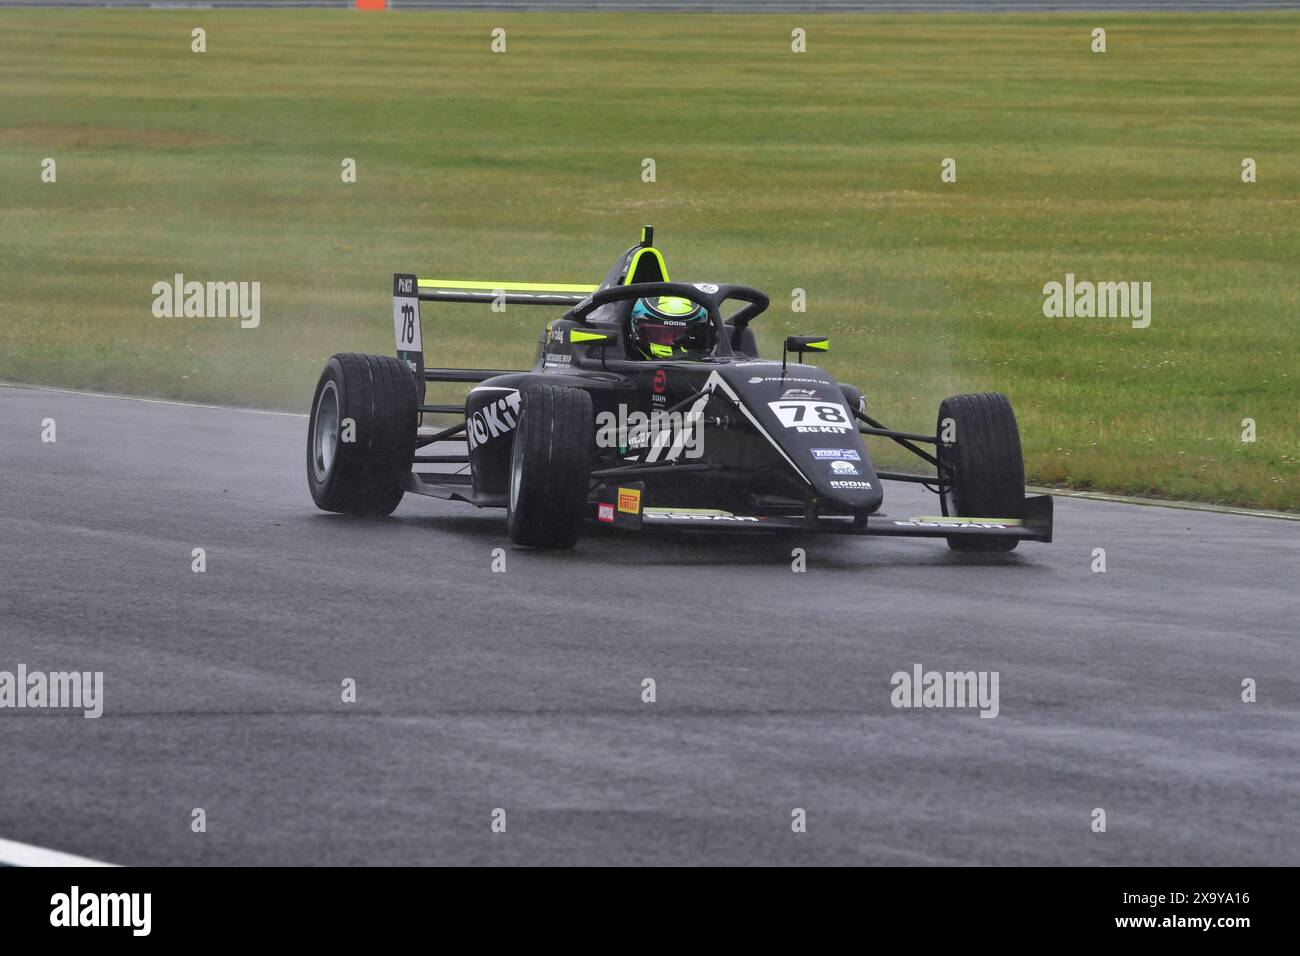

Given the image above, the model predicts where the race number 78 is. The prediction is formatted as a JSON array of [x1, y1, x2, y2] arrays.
[[769, 400, 848, 428], [393, 296, 422, 351]]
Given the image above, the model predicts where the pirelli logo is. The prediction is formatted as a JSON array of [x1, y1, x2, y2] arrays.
[[617, 488, 641, 514]]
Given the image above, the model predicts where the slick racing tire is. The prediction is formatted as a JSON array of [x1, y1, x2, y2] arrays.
[[507, 384, 594, 550], [307, 352, 417, 516], [935, 392, 1025, 553]]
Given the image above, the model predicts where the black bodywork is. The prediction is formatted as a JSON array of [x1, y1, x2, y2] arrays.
[[396, 229, 1052, 544]]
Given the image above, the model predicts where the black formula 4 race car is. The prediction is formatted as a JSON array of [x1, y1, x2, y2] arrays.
[[306, 228, 1052, 552]]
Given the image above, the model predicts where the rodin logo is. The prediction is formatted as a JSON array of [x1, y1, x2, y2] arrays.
[[890, 663, 1000, 718], [1041, 273, 1151, 328], [50, 886, 151, 936], [0, 665, 103, 718], [151, 273, 260, 328]]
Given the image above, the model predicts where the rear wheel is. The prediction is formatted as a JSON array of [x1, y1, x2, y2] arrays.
[[307, 352, 417, 515], [936, 392, 1025, 553], [507, 385, 593, 549]]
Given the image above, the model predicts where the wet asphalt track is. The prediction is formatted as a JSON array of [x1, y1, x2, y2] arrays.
[[0, 384, 1297, 866]]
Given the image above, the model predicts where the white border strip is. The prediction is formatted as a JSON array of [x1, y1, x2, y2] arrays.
[[0, 381, 307, 418], [0, 837, 118, 868], [1026, 485, 1299, 521]]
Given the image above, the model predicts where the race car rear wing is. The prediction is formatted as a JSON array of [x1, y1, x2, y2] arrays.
[[413, 278, 596, 306], [392, 272, 598, 406], [395, 226, 669, 411]]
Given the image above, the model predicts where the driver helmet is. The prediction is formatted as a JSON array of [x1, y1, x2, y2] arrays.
[[626, 296, 713, 360]]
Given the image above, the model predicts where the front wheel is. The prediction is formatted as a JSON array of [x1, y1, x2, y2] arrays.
[[507, 384, 593, 549], [936, 392, 1025, 553], [307, 353, 417, 516]]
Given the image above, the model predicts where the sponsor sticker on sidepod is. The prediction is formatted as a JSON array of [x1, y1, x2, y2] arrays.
[[812, 448, 861, 461]]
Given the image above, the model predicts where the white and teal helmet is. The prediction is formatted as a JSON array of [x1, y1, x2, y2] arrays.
[[626, 295, 712, 360]]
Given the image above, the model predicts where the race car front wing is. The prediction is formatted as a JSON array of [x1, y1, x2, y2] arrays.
[[593, 485, 1054, 543]]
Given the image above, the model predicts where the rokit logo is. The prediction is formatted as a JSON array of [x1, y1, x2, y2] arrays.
[[466, 389, 522, 450]]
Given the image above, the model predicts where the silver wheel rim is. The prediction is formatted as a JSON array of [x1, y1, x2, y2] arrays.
[[508, 411, 525, 512], [313, 380, 340, 483]]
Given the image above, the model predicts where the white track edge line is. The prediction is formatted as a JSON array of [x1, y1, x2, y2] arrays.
[[1025, 486, 1298, 521], [0, 381, 307, 418]]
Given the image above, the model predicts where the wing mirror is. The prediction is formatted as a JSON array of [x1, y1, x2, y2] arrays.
[[570, 328, 619, 368], [783, 335, 829, 369], [570, 329, 619, 348]]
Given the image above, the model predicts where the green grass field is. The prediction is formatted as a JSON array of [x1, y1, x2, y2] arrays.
[[1, 11, 1296, 508]]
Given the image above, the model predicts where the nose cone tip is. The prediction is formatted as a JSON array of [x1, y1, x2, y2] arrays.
[[821, 485, 884, 514]]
